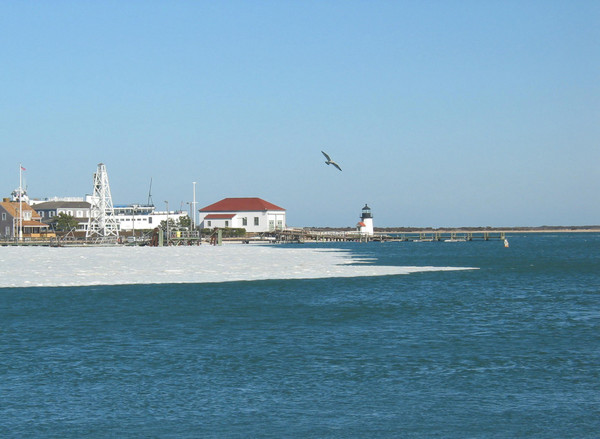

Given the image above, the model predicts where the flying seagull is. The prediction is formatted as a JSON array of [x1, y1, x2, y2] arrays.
[[321, 151, 342, 171]]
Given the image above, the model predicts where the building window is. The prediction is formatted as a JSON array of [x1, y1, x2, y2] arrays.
[[254, 217, 259, 226], [207, 221, 211, 227], [149, 217, 152, 224], [2, 213, 6, 220], [225, 221, 229, 227], [242, 217, 247, 226]]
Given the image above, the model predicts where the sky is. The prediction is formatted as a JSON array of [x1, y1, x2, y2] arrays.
[[1, 1, 598, 227]]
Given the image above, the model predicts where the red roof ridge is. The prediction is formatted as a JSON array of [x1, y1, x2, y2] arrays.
[[204, 213, 236, 219], [200, 197, 285, 212], [0, 201, 42, 220]]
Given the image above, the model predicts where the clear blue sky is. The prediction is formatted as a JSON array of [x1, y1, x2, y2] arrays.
[[2, 1, 598, 227]]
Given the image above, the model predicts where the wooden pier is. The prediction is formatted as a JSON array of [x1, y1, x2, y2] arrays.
[[0, 237, 122, 247], [383, 231, 506, 242], [263, 229, 505, 243], [0, 238, 60, 247], [0, 229, 506, 246]]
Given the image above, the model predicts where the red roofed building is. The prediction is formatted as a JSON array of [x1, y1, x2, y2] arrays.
[[199, 197, 286, 232]]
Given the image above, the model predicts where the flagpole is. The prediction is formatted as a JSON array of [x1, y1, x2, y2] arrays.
[[192, 181, 197, 230], [19, 164, 23, 241]]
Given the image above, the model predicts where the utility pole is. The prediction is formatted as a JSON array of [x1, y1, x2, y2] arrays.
[[192, 181, 197, 230], [18, 164, 23, 241], [132, 204, 138, 242], [165, 200, 169, 245]]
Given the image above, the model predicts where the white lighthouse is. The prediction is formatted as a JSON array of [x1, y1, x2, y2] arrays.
[[358, 204, 374, 236]]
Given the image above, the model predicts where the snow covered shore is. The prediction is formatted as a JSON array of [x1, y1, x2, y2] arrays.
[[0, 245, 475, 288]]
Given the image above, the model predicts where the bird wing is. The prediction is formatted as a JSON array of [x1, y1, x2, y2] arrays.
[[331, 161, 342, 171], [321, 151, 331, 161]]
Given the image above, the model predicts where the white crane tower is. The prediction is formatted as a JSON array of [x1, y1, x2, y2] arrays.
[[86, 163, 120, 241]]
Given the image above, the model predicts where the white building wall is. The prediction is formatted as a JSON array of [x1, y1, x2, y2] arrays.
[[115, 212, 188, 231], [200, 210, 286, 233], [202, 217, 235, 229], [362, 218, 374, 236], [267, 212, 286, 231], [59, 208, 91, 218]]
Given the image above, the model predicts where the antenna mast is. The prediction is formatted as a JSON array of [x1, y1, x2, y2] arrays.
[[147, 177, 154, 206], [86, 163, 119, 241]]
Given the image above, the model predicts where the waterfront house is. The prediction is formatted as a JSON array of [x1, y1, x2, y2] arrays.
[[31, 199, 188, 233], [0, 198, 53, 239], [31, 200, 92, 232], [199, 197, 286, 232]]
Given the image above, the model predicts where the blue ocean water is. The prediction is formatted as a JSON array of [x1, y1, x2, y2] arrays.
[[1, 233, 599, 438]]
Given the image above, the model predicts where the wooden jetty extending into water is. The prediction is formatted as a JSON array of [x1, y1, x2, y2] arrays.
[[0, 229, 506, 246], [0, 238, 60, 247], [262, 228, 506, 243]]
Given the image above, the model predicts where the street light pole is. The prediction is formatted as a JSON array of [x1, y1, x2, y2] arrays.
[[132, 204, 138, 242], [18, 164, 23, 242], [192, 181, 197, 230], [164, 201, 169, 246]]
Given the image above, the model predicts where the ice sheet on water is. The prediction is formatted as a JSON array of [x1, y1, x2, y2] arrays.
[[0, 245, 476, 288]]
